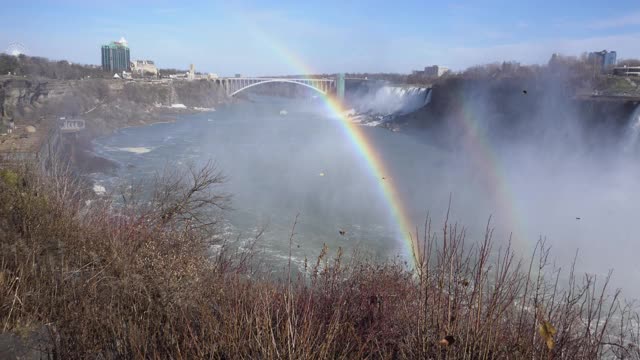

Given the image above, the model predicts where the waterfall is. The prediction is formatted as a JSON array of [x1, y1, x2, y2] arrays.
[[352, 86, 432, 117], [624, 104, 640, 153], [424, 87, 432, 108]]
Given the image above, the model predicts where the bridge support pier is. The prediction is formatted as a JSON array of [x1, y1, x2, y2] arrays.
[[336, 73, 345, 100]]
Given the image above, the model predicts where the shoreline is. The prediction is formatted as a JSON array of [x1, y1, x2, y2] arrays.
[[69, 105, 223, 176], [72, 99, 406, 184]]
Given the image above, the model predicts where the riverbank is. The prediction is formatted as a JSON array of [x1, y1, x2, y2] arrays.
[[0, 76, 231, 173], [71, 105, 219, 174]]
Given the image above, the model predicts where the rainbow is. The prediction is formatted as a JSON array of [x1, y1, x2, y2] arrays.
[[454, 98, 527, 253], [243, 26, 421, 266], [321, 96, 419, 265]]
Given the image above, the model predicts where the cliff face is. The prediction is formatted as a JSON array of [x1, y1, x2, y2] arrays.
[[394, 75, 638, 149], [0, 77, 229, 135], [119, 80, 226, 108], [0, 76, 229, 173], [0, 77, 52, 119]]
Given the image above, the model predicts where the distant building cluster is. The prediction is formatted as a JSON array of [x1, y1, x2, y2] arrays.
[[583, 49, 640, 77], [101, 38, 159, 78], [588, 50, 617, 73], [101, 37, 130, 72], [412, 65, 449, 78], [100, 39, 219, 81], [95, 40, 639, 84]]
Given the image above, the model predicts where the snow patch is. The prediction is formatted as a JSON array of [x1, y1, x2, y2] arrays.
[[118, 147, 152, 154], [93, 184, 106, 196]]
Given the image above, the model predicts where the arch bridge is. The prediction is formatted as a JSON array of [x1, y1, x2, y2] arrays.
[[215, 77, 337, 97]]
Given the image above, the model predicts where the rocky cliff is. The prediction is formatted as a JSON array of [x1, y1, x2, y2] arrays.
[[0, 76, 229, 172], [0, 76, 228, 136]]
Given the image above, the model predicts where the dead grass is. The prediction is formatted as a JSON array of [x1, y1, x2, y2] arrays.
[[0, 161, 638, 359]]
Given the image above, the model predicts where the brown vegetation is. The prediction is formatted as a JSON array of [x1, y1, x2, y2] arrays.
[[0, 54, 109, 80], [1, 161, 639, 359]]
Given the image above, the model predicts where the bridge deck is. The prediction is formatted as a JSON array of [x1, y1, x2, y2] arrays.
[[218, 77, 334, 81], [217, 77, 337, 97]]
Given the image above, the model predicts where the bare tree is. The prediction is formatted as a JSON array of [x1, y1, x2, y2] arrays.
[[146, 161, 230, 234]]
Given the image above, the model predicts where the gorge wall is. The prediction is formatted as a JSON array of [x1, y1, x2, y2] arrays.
[[393, 75, 640, 150], [0, 76, 229, 172], [0, 76, 228, 136]]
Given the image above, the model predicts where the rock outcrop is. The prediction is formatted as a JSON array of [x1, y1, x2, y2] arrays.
[[0, 76, 228, 135]]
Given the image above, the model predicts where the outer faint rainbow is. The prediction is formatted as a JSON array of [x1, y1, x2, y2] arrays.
[[243, 25, 420, 266], [455, 98, 526, 252]]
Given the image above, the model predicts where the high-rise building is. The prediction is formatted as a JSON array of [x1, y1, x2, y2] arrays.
[[588, 50, 617, 73], [101, 37, 130, 72], [604, 51, 617, 68]]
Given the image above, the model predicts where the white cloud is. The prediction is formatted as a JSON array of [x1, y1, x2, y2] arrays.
[[589, 11, 640, 29]]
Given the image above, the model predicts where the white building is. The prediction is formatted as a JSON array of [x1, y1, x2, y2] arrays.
[[423, 65, 449, 77], [131, 60, 158, 76], [614, 66, 640, 77]]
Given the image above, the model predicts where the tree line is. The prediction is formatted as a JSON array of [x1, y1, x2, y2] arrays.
[[0, 54, 111, 80]]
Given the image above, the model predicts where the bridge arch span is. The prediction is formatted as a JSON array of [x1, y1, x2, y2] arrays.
[[229, 79, 328, 97]]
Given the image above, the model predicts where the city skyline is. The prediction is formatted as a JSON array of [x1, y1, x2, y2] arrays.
[[3, 0, 640, 76]]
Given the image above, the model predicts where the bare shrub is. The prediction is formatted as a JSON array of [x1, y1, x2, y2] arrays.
[[0, 161, 638, 359]]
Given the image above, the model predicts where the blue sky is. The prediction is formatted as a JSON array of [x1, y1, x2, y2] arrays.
[[2, 0, 640, 76]]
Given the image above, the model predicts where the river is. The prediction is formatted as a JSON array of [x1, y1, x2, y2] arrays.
[[90, 96, 640, 294], [90, 96, 454, 269]]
